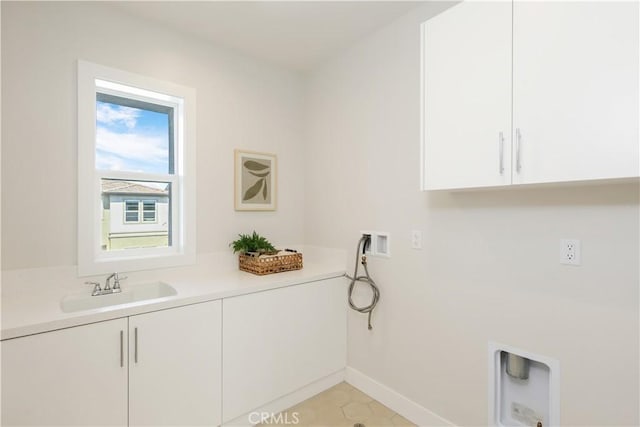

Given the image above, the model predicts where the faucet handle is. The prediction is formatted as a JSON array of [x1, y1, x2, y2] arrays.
[[84, 281, 102, 295], [113, 274, 127, 290]]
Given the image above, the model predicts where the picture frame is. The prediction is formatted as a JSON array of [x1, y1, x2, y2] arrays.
[[234, 150, 277, 211]]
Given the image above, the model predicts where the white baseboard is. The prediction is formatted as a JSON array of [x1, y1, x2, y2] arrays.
[[345, 367, 456, 426], [223, 369, 346, 426]]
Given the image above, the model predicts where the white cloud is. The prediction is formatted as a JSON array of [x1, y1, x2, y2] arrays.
[[96, 127, 168, 173], [96, 103, 140, 129], [95, 153, 126, 171]]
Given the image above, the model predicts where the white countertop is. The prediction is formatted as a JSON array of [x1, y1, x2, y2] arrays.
[[1, 247, 346, 340]]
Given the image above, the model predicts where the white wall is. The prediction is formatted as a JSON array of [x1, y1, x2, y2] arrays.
[[304, 3, 639, 426], [1, 1, 305, 270]]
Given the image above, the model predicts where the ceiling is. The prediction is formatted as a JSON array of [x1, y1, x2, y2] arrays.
[[112, 1, 425, 71]]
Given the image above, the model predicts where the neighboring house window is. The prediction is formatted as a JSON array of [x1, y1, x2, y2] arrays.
[[122, 200, 158, 224], [125, 200, 140, 223], [78, 61, 195, 276], [142, 200, 157, 223]]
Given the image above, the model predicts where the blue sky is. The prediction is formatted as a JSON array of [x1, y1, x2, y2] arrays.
[[95, 101, 170, 174]]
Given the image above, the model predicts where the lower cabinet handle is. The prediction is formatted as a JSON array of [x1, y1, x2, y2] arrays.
[[119, 330, 124, 368], [499, 132, 505, 175], [134, 327, 138, 364], [516, 128, 522, 173]]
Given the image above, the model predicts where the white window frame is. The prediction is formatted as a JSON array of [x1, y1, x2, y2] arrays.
[[78, 60, 196, 276]]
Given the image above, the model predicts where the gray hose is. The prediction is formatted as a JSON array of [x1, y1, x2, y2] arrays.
[[345, 236, 380, 330]]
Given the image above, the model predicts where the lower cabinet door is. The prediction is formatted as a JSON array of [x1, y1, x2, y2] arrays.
[[1, 318, 128, 426], [222, 278, 347, 423], [129, 300, 222, 427]]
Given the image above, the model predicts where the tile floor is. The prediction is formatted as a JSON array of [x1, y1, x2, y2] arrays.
[[259, 382, 415, 426]]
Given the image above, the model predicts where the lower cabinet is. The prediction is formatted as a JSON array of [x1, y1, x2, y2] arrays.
[[1, 278, 346, 426], [1, 300, 222, 427], [222, 277, 347, 423], [1, 318, 129, 426]]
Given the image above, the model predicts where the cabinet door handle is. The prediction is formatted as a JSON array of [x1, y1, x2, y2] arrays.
[[499, 132, 505, 175], [119, 330, 124, 368], [134, 327, 138, 364], [516, 128, 522, 173]]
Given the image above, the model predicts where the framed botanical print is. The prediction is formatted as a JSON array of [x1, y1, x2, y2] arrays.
[[234, 150, 277, 211]]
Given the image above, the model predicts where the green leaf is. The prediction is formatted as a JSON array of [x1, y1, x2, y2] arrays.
[[248, 171, 270, 178], [243, 178, 264, 201], [244, 160, 269, 171], [262, 179, 267, 200], [229, 230, 275, 253]]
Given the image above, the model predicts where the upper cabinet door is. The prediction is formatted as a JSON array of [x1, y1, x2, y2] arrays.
[[423, 1, 512, 190], [513, 1, 639, 184]]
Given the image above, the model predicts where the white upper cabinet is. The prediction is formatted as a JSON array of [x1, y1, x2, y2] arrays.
[[422, 1, 512, 190], [513, 1, 639, 184], [422, 1, 639, 190]]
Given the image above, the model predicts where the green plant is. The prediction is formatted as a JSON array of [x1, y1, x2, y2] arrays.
[[230, 231, 276, 254]]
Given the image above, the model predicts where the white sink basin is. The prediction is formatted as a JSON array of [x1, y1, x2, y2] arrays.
[[61, 281, 177, 313]]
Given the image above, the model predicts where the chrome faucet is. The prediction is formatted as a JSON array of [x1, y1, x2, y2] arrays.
[[106, 272, 126, 292], [85, 272, 126, 296]]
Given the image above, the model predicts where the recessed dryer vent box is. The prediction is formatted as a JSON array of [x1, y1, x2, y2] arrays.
[[488, 342, 560, 427]]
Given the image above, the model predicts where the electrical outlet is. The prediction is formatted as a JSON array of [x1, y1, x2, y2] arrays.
[[560, 239, 581, 266], [411, 230, 422, 249]]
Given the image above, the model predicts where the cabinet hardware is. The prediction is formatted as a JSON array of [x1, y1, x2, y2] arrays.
[[499, 132, 505, 175], [119, 330, 124, 368], [516, 128, 522, 173], [134, 327, 138, 363]]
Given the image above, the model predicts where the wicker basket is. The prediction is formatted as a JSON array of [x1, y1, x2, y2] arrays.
[[238, 251, 303, 275]]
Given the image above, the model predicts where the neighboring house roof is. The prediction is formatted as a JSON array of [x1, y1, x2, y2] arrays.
[[102, 180, 169, 196]]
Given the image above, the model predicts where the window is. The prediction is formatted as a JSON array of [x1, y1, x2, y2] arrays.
[[125, 200, 140, 223], [122, 200, 158, 224], [142, 201, 157, 223], [78, 61, 196, 276]]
